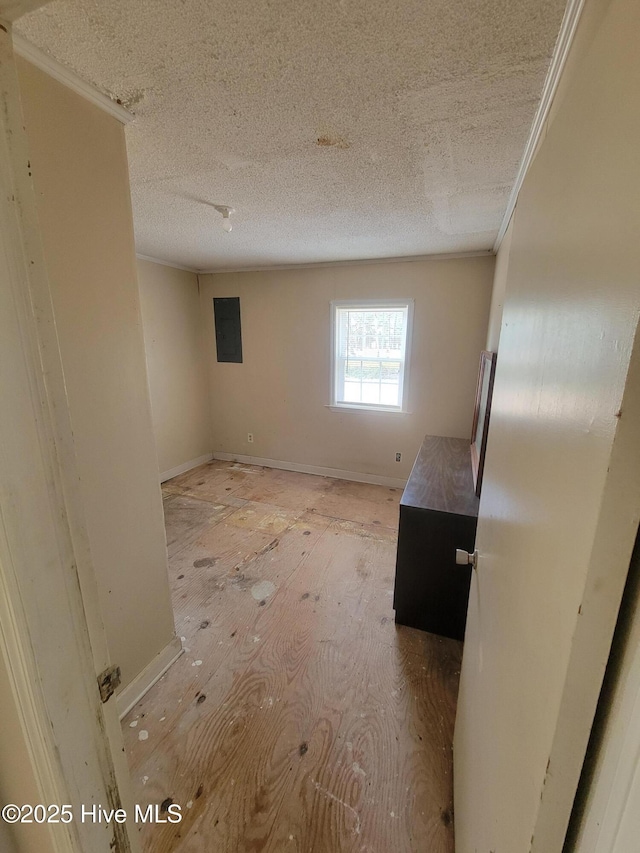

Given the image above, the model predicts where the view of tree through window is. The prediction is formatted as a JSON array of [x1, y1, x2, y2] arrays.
[[333, 303, 411, 409]]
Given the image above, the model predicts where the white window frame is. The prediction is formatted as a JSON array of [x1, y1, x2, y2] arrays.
[[330, 298, 414, 413]]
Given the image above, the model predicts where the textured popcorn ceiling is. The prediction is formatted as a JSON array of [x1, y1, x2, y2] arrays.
[[17, 0, 567, 270]]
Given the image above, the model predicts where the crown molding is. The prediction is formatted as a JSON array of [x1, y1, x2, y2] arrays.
[[12, 33, 134, 125], [0, 1, 47, 23], [135, 253, 199, 274], [197, 249, 494, 276], [493, 0, 586, 251]]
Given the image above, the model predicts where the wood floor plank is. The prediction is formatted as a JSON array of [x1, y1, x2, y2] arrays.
[[229, 467, 332, 513], [162, 460, 261, 505], [123, 463, 461, 853], [162, 493, 237, 558], [122, 512, 334, 778], [312, 479, 402, 530]]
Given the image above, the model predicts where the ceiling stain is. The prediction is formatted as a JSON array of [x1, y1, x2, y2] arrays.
[[113, 87, 148, 110], [316, 133, 350, 150]]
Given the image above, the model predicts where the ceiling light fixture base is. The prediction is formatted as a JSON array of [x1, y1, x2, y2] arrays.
[[212, 204, 235, 233]]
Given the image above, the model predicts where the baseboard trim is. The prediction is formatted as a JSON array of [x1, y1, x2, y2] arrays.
[[160, 453, 213, 483], [116, 637, 183, 720], [212, 452, 407, 490]]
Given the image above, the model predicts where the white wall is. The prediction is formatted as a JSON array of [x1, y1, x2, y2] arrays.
[[137, 259, 212, 479], [454, 0, 640, 848], [199, 256, 494, 481], [17, 59, 176, 691]]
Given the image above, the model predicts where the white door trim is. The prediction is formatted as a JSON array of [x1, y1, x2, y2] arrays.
[[0, 22, 138, 852], [532, 324, 640, 851], [579, 563, 640, 850]]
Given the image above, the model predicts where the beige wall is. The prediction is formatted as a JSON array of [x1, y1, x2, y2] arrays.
[[199, 256, 494, 481], [137, 259, 212, 478], [17, 59, 176, 690], [485, 216, 513, 351], [0, 655, 50, 853]]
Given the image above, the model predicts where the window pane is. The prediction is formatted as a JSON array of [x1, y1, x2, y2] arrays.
[[361, 383, 381, 404], [346, 311, 364, 357], [334, 303, 410, 409], [340, 309, 405, 359], [381, 360, 400, 382], [343, 382, 362, 403], [361, 360, 381, 381], [380, 383, 400, 406], [345, 359, 362, 379]]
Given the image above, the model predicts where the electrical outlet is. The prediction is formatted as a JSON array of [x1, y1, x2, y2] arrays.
[[247, 433, 254, 443], [395, 452, 402, 462]]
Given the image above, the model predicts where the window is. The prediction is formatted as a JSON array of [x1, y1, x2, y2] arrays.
[[331, 299, 413, 412]]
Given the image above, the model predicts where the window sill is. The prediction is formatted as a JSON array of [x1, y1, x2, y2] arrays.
[[326, 404, 412, 415]]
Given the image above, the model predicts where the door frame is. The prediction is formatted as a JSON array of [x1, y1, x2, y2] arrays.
[[0, 19, 138, 853], [532, 321, 640, 850]]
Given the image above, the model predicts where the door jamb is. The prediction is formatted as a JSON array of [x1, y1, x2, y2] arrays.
[[0, 20, 139, 853]]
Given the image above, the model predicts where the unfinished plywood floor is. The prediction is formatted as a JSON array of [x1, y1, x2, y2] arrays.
[[122, 461, 462, 853]]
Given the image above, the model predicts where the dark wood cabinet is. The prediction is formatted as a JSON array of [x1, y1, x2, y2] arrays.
[[393, 435, 479, 641]]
